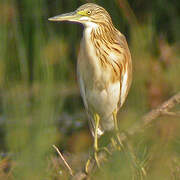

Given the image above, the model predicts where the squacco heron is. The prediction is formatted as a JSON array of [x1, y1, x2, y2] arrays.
[[49, 3, 132, 169]]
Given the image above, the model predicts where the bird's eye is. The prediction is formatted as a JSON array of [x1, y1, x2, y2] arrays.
[[87, 10, 91, 15]]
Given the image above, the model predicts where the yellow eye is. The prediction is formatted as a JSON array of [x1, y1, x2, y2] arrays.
[[87, 10, 91, 15]]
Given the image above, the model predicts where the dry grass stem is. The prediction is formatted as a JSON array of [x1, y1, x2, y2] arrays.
[[52, 145, 74, 176]]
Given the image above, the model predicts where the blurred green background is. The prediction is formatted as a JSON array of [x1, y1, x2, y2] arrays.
[[0, 0, 180, 179]]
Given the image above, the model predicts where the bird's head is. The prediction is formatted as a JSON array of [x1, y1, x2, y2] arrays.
[[48, 3, 113, 29]]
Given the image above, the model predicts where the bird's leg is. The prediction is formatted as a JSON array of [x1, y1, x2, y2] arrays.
[[93, 113, 111, 161], [113, 109, 123, 150], [85, 113, 112, 173], [93, 113, 100, 167], [85, 113, 100, 173]]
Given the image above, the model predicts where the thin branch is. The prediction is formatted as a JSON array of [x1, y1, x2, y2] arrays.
[[122, 92, 180, 140], [52, 145, 74, 176], [162, 111, 180, 117]]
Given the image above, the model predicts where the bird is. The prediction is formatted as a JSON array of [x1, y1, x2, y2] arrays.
[[49, 3, 132, 169]]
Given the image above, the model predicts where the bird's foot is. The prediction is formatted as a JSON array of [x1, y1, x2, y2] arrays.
[[85, 157, 91, 174], [116, 132, 124, 149], [111, 133, 124, 151], [85, 152, 99, 174], [85, 147, 111, 174]]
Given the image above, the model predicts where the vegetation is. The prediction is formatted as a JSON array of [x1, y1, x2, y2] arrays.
[[0, 0, 179, 179]]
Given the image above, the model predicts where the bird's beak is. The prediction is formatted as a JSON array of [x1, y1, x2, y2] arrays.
[[48, 11, 80, 22]]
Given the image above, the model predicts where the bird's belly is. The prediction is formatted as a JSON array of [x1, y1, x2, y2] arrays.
[[85, 82, 120, 119]]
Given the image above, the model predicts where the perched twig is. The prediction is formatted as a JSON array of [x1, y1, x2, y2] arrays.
[[52, 145, 74, 176], [162, 111, 180, 117], [121, 92, 180, 140], [71, 92, 180, 179]]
